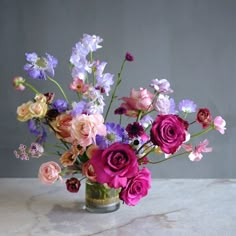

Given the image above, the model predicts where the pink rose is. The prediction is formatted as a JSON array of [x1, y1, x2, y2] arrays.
[[150, 115, 187, 154], [120, 88, 153, 117], [71, 113, 106, 148], [90, 143, 139, 188], [119, 167, 151, 206], [38, 161, 61, 184]]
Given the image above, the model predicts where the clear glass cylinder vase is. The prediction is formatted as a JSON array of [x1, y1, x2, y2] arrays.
[[85, 179, 120, 213]]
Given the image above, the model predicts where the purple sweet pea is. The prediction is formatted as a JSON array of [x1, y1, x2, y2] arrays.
[[150, 78, 173, 94], [24, 52, 57, 80], [178, 99, 197, 113], [52, 99, 68, 113]]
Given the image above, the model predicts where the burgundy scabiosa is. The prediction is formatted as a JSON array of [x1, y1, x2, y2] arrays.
[[125, 52, 134, 62], [24, 52, 58, 80], [126, 122, 145, 139]]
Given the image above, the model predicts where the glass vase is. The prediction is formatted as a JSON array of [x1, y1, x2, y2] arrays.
[[85, 179, 120, 213]]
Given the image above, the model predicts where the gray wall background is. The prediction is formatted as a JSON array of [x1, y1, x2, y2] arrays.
[[0, 0, 235, 178]]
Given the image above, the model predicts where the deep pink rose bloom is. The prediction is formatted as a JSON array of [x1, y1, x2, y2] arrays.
[[119, 167, 151, 206], [150, 114, 187, 154], [89, 143, 139, 188]]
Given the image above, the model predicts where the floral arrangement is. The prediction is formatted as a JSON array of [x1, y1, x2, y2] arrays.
[[13, 34, 226, 206]]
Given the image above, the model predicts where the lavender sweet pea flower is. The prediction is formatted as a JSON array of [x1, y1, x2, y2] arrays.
[[154, 94, 171, 114], [96, 73, 114, 96], [81, 34, 103, 52], [150, 78, 173, 94], [52, 99, 68, 113], [24, 52, 57, 80], [178, 99, 197, 113]]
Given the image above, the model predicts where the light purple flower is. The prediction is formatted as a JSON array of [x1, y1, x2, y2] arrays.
[[178, 99, 197, 113], [150, 78, 173, 94], [154, 94, 171, 114], [52, 99, 68, 113], [27, 120, 47, 144], [169, 98, 178, 114], [140, 115, 153, 129], [28, 143, 44, 158], [24, 52, 57, 80], [96, 122, 127, 149], [96, 73, 114, 96], [71, 101, 87, 116], [81, 34, 103, 52]]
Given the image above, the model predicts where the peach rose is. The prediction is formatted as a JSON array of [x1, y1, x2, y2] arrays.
[[17, 101, 33, 122], [38, 161, 61, 184], [60, 144, 85, 167], [71, 113, 106, 148], [82, 161, 97, 182], [29, 101, 48, 118], [50, 113, 74, 143], [120, 88, 154, 117]]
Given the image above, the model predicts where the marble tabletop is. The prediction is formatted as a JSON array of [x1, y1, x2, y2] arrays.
[[0, 178, 235, 236]]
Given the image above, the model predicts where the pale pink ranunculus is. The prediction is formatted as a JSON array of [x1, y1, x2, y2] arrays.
[[71, 113, 106, 148], [214, 116, 226, 134], [119, 167, 151, 206], [120, 88, 154, 117], [38, 161, 61, 184]]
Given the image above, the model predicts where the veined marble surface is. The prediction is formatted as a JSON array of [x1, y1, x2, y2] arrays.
[[0, 179, 235, 236]]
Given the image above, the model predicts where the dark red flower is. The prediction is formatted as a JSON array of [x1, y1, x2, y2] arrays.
[[126, 122, 145, 138], [66, 177, 81, 193], [196, 108, 212, 128], [114, 107, 126, 115], [125, 52, 134, 62]]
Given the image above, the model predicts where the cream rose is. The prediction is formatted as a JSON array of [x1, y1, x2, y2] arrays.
[[17, 101, 33, 122], [29, 101, 48, 118]]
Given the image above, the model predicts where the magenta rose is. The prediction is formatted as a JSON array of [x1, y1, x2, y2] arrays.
[[89, 143, 139, 188], [119, 167, 151, 206], [150, 114, 187, 154]]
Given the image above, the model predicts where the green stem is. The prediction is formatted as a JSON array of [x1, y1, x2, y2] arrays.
[[104, 59, 126, 121], [190, 126, 213, 138], [148, 151, 190, 164], [47, 76, 69, 102], [136, 110, 143, 122], [23, 82, 40, 94]]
